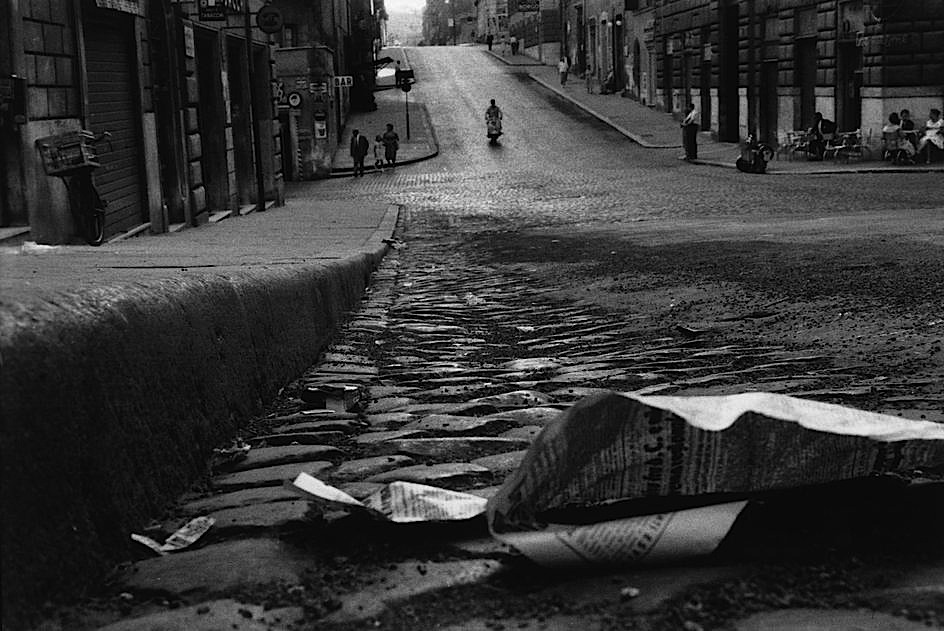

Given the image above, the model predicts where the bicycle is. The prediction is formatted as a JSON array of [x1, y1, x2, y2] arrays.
[[36, 130, 111, 246]]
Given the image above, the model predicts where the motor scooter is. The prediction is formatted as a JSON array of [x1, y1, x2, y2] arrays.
[[487, 118, 503, 145]]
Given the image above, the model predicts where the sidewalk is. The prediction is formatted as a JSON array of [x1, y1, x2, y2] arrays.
[[1, 172, 399, 618], [487, 47, 944, 175], [331, 48, 439, 175]]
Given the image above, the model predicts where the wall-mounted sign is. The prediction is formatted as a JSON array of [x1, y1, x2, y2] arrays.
[[198, 0, 226, 21], [287, 92, 302, 108], [333, 75, 354, 87], [183, 24, 195, 58], [703, 43, 712, 60], [517, 0, 540, 12], [256, 5, 283, 34], [308, 81, 328, 94], [94, 0, 143, 15]]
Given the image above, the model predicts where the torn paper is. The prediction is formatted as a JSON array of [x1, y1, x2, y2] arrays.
[[290, 473, 487, 523], [131, 516, 215, 556], [494, 501, 747, 567]]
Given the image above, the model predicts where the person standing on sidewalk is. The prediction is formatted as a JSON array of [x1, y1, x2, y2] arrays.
[[585, 65, 593, 93], [382, 123, 400, 167], [487, 33, 494, 51], [350, 129, 369, 176], [681, 103, 699, 161], [558, 57, 570, 86], [510, 35, 518, 55]]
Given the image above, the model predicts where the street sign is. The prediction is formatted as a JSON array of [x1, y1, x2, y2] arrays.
[[256, 5, 283, 34], [198, 0, 226, 20], [401, 82, 412, 93], [287, 92, 302, 108], [333, 75, 354, 88]]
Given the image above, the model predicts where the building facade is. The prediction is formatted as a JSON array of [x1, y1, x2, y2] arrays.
[[564, 0, 944, 146], [508, 0, 561, 61], [0, 0, 287, 245]]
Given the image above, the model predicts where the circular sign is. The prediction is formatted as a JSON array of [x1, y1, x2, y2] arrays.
[[256, 5, 283, 34], [287, 92, 302, 108], [400, 82, 412, 93]]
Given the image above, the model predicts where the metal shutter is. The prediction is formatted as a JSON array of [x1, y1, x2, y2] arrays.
[[84, 14, 146, 237]]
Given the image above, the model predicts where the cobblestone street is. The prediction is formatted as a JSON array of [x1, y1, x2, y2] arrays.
[[63, 47, 944, 630]]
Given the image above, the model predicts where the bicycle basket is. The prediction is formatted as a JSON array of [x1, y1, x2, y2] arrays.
[[35, 130, 100, 176]]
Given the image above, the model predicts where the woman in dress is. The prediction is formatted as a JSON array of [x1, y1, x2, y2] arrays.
[[916, 108, 943, 159]]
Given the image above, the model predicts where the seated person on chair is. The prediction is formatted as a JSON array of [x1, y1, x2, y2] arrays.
[[806, 112, 834, 160], [916, 108, 944, 161], [881, 112, 916, 159]]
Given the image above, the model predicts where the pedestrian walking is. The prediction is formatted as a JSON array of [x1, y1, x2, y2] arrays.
[[585, 65, 593, 94], [372, 134, 385, 172], [510, 35, 518, 55], [681, 103, 699, 161], [558, 57, 569, 86], [382, 123, 400, 167], [350, 129, 369, 176], [486, 33, 494, 51], [394, 60, 403, 88]]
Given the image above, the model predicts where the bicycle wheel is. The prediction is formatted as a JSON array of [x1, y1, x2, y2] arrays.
[[68, 171, 106, 246]]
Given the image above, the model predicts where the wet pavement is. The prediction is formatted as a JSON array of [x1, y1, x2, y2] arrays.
[[44, 45, 944, 630]]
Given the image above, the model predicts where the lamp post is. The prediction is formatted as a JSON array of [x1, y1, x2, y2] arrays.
[[613, 14, 623, 91]]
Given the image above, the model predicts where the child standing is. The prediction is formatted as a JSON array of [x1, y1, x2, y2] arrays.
[[372, 134, 384, 172]]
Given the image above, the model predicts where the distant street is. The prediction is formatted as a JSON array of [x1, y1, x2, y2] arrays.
[[309, 45, 944, 405]]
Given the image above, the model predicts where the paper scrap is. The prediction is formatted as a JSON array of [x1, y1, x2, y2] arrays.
[[289, 473, 487, 523], [131, 516, 215, 556]]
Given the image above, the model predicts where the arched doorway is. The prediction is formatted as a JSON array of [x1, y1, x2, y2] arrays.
[[632, 39, 641, 99]]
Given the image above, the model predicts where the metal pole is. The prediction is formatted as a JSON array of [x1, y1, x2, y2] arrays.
[[405, 89, 411, 139], [245, 1, 267, 212]]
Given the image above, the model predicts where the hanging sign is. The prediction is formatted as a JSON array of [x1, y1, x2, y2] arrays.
[[333, 75, 354, 87], [256, 5, 283, 34]]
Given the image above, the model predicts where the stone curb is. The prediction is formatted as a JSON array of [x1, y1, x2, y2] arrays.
[[483, 48, 545, 66], [691, 156, 944, 175], [527, 74, 682, 149], [0, 205, 400, 622]]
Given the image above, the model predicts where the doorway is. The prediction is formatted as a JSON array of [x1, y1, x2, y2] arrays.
[[760, 60, 779, 145], [718, 2, 740, 142], [83, 9, 146, 237], [195, 29, 228, 217], [226, 37, 254, 205], [795, 38, 816, 130], [837, 42, 863, 130]]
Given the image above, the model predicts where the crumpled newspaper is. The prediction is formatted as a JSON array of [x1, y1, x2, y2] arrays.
[[291, 392, 944, 567]]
